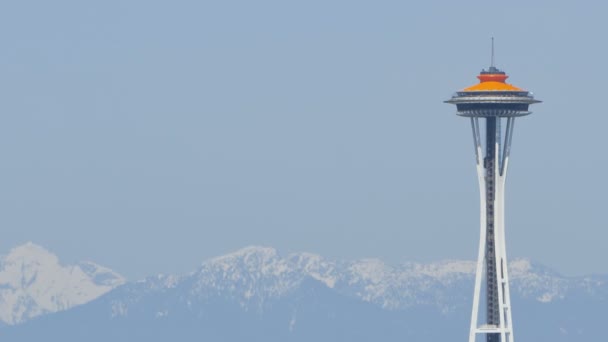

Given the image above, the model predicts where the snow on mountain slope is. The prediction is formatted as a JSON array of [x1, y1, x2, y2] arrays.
[[187, 246, 338, 309], [0, 242, 125, 325], [509, 258, 569, 302], [112, 246, 600, 319]]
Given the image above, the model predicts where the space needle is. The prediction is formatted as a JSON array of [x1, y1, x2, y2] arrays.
[[445, 43, 540, 342]]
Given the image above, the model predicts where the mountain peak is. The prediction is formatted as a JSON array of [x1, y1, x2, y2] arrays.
[[206, 246, 279, 267], [510, 258, 533, 274], [4, 242, 58, 265], [225, 245, 278, 258], [0, 243, 124, 325]]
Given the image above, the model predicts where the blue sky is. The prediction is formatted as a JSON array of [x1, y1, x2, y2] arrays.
[[0, 0, 606, 279]]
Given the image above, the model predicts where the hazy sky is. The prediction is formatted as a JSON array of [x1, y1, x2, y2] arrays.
[[0, 0, 606, 279]]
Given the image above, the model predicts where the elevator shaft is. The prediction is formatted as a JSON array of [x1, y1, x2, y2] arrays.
[[484, 117, 500, 342]]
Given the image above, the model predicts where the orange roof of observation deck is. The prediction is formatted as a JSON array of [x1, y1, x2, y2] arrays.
[[462, 71, 524, 92]]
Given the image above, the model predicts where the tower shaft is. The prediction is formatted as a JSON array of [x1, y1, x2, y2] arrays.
[[469, 117, 514, 342]]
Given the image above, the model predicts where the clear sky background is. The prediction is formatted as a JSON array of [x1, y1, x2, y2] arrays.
[[0, 0, 606, 279]]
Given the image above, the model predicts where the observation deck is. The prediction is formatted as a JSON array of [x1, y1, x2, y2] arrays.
[[445, 66, 541, 117]]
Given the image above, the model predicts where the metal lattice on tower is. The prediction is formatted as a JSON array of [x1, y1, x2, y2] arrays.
[[445, 50, 540, 342]]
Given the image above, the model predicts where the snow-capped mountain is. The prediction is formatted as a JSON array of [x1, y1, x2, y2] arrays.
[[121, 246, 599, 313], [0, 242, 125, 325], [2, 246, 606, 342]]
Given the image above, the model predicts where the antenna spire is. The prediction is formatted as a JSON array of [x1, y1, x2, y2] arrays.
[[491, 37, 495, 68]]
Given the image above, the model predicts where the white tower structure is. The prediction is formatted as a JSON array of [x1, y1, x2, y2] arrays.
[[445, 54, 540, 342]]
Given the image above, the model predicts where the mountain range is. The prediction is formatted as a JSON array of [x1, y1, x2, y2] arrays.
[[0, 243, 605, 341]]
